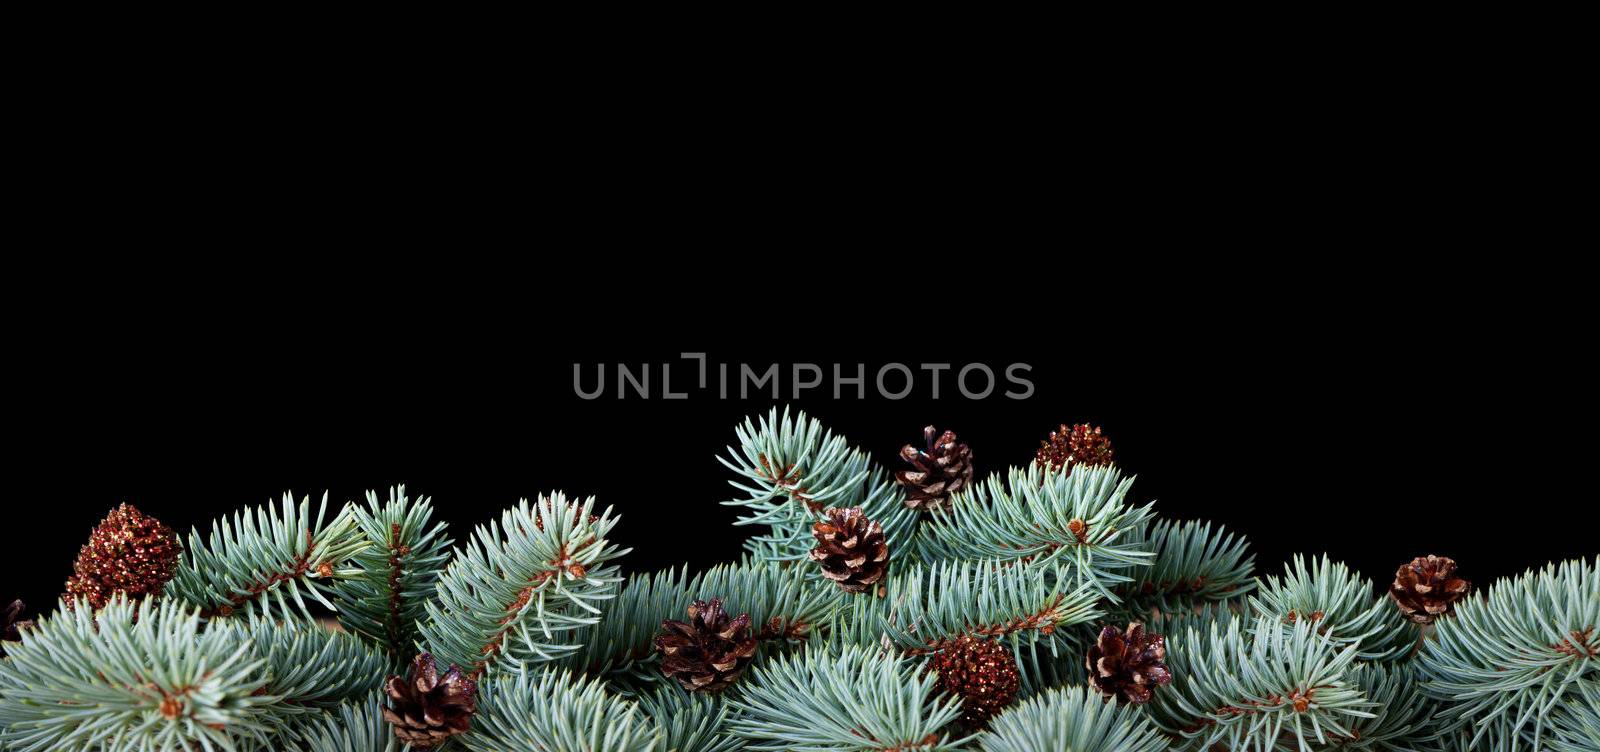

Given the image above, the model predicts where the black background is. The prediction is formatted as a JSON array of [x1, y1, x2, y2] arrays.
[[12, 318, 1592, 616]]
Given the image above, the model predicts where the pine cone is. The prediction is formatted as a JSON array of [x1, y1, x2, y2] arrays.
[[381, 653, 477, 748], [63, 503, 182, 610], [1036, 423, 1113, 474], [2, 600, 32, 657], [655, 598, 758, 693], [896, 425, 973, 513], [930, 634, 1020, 727], [1390, 555, 1471, 625], [810, 507, 889, 594], [1086, 622, 1171, 705]]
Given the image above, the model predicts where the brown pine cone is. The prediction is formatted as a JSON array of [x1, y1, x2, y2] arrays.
[[63, 503, 183, 610], [1390, 555, 1471, 625], [810, 507, 889, 594], [381, 653, 477, 748], [1086, 622, 1171, 705], [655, 598, 758, 693], [929, 634, 1021, 727], [896, 425, 973, 513], [1036, 423, 1114, 474]]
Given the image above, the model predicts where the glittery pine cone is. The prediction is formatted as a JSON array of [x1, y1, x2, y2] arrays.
[[929, 634, 1021, 727], [63, 503, 182, 610], [895, 425, 973, 513], [1086, 622, 1171, 705], [1390, 555, 1471, 625], [655, 598, 758, 693], [810, 507, 889, 594], [381, 653, 477, 748], [1036, 423, 1114, 474], [2, 600, 33, 656]]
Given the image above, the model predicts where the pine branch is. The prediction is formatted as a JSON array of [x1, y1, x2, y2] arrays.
[[1249, 555, 1413, 662], [635, 683, 745, 752], [1545, 677, 1599, 752], [167, 492, 368, 621], [1417, 556, 1598, 750], [460, 667, 661, 752], [837, 559, 1102, 654], [293, 691, 403, 752], [974, 685, 1168, 752], [1112, 518, 1256, 617], [247, 613, 388, 718], [0, 596, 278, 751], [333, 486, 453, 663], [568, 558, 840, 684], [719, 408, 919, 568], [1330, 662, 1446, 752], [726, 643, 969, 752], [1145, 613, 1375, 752], [915, 464, 1155, 598], [420, 494, 629, 680]]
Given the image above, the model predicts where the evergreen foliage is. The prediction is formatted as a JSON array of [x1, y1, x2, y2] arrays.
[[1146, 614, 1373, 751], [918, 464, 1155, 597], [168, 492, 367, 621], [461, 668, 661, 752], [720, 408, 917, 568], [1115, 518, 1256, 617], [1250, 555, 1414, 662], [726, 643, 968, 751], [2, 409, 1594, 751], [334, 486, 453, 663], [1417, 556, 1597, 750], [420, 493, 628, 677], [571, 558, 837, 684], [975, 685, 1168, 752]]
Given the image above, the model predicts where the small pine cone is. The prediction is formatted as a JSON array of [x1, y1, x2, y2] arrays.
[[1036, 423, 1114, 474], [1390, 555, 1471, 625], [381, 653, 477, 748], [2, 600, 33, 657], [810, 507, 889, 594], [896, 426, 973, 513], [63, 503, 183, 610], [930, 634, 1021, 727], [655, 598, 758, 693], [1086, 622, 1172, 705]]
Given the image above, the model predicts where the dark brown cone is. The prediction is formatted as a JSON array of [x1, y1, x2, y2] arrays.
[[895, 425, 973, 513], [1086, 622, 1172, 705], [930, 634, 1021, 727], [1036, 423, 1114, 474], [381, 652, 477, 748], [810, 507, 889, 594], [63, 503, 183, 610], [2, 600, 33, 657], [1390, 555, 1471, 625], [654, 598, 758, 693]]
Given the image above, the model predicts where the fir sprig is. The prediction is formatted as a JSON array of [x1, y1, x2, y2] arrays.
[[976, 685, 1168, 752], [333, 486, 453, 663], [917, 464, 1155, 598], [167, 492, 367, 621], [727, 643, 970, 752], [0, 597, 279, 751], [420, 493, 629, 679], [1417, 556, 1598, 749]]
